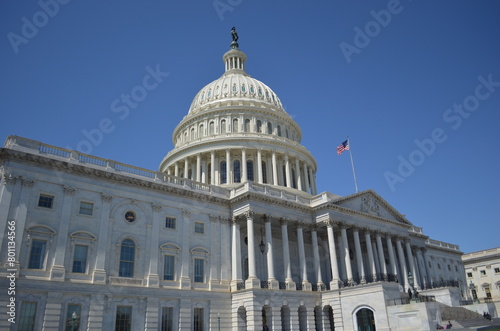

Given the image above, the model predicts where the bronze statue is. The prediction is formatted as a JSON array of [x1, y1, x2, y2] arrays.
[[231, 27, 238, 42]]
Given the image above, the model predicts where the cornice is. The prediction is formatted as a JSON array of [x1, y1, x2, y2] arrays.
[[0, 148, 229, 207], [229, 191, 312, 213]]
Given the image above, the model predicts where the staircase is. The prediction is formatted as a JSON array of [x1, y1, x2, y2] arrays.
[[440, 303, 484, 320]]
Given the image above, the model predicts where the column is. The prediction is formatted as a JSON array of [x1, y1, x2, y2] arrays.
[[416, 249, 427, 288], [241, 148, 247, 182], [93, 193, 112, 283], [262, 215, 278, 288], [209, 216, 221, 289], [284, 154, 291, 188], [295, 158, 303, 191], [376, 232, 388, 278], [226, 149, 232, 184], [196, 153, 201, 182], [179, 210, 191, 289], [257, 149, 263, 184], [231, 216, 242, 288], [219, 217, 231, 286], [326, 219, 340, 288], [0, 174, 16, 255], [183, 158, 188, 179], [245, 211, 260, 288], [50, 185, 75, 281], [309, 168, 316, 194], [174, 162, 179, 177], [147, 203, 162, 287], [396, 237, 409, 290], [280, 218, 294, 286], [296, 223, 310, 288], [340, 225, 354, 284], [201, 159, 207, 184], [272, 150, 278, 185], [353, 227, 365, 284], [210, 151, 215, 185], [337, 231, 346, 281], [405, 241, 420, 290], [364, 229, 376, 280], [386, 235, 398, 280], [422, 248, 432, 286], [303, 164, 310, 193], [310, 225, 324, 286]]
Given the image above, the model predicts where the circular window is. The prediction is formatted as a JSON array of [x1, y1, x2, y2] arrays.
[[125, 211, 136, 223]]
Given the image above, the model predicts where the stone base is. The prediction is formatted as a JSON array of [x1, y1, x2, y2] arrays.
[[147, 273, 160, 287], [267, 279, 280, 289], [245, 277, 261, 289], [286, 280, 296, 291], [92, 269, 107, 284], [50, 265, 66, 281], [302, 281, 312, 291], [179, 276, 191, 289]]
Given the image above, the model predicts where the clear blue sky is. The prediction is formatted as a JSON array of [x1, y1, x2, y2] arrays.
[[1, 1, 499, 254]]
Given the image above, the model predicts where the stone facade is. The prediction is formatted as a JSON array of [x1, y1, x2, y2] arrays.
[[0, 38, 470, 330], [462, 247, 500, 303]]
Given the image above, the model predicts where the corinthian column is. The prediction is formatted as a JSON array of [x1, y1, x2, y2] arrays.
[[280, 218, 294, 288], [353, 227, 365, 284], [325, 219, 340, 288]]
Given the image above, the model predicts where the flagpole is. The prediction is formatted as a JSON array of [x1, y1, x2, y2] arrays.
[[347, 136, 359, 193]]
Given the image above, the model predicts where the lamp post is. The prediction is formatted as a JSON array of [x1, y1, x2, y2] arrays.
[[408, 272, 416, 302], [469, 281, 479, 303], [70, 310, 79, 331], [259, 228, 266, 255]]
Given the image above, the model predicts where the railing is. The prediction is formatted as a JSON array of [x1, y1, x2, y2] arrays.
[[425, 238, 461, 251], [236, 282, 245, 290]]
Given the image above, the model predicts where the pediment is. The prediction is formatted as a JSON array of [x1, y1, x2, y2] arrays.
[[331, 189, 411, 225]]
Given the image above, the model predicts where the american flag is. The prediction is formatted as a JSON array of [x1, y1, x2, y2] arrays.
[[337, 139, 349, 155]]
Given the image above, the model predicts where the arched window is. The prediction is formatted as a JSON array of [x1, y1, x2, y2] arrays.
[[247, 160, 254, 181], [119, 239, 135, 277], [220, 161, 227, 184], [356, 308, 375, 331], [199, 124, 204, 138], [209, 121, 215, 135], [220, 119, 226, 134], [232, 118, 239, 132], [256, 120, 262, 133], [190, 128, 195, 140], [234, 160, 241, 183], [277, 125, 282, 136], [184, 131, 187, 143], [285, 128, 289, 139], [244, 119, 250, 132], [291, 169, 297, 188], [262, 161, 267, 184], [188, 168, 193, 180], [267, 122, 272, 134]]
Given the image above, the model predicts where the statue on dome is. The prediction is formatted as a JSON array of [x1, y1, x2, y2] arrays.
[[231, 27, 238, 42]]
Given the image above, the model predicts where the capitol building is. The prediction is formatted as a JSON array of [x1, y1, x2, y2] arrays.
[[0, 33, 470, 330]]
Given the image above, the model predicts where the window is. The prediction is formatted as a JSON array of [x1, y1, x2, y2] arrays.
[[256, 120, 262, 133], [207, 163, 212, 184], [244, 119, 250, 132], [199, 124, 204, 138], [262, 161, 267, 184], [124, 211, 136, 223], [267, 122, 272, 134], [467, 272, 473, 278], [18, 301, 37, 331], [163, 255, 175, 280], [194, 258, 204, 283], [65, 304, 81, 331], [194, 222, 204, 234], [448, 265, 451, 271], [28, 239, 46, 269], [193, 308, 204, 331], [115, 306, 132, 331], [209, 121, 214, 135], [282, 165, 287, 187], [277, 125, 282, 136], [480, 270, 486, 276], [72, 245, 88, 273], [119, 239, 135, 277], [455, 265, 458, 272], [494, 267, 500, 273], [165, 217, 176, 229], [233, 160, 241, 183], [220, 119, 226, 134], [220, 161, 227, 184], [79, 202, 93, 216], [247, 160, 254, 181], [191, 128, 195, 140], [232, 118, 238, 132], [161, 307, 174, 331], [38, 194, 54, 208]]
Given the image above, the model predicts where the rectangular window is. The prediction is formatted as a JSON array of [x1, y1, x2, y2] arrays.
[[28, 239, 46, 269], [494, 267, 500, 273], [79, 202, 93, 216], [65, 303, 81, 331], [18, 301, 37, 331], [163, 255, 175, 281], [115, 306, 132, 331], [193, 308, 204, 331], [467, 272, 473, 278], [165, 217, 176, 229], [38, 194, 54, 208], [194, 258, 204, 283], [194, 222, 204, 234], [72, 245, 88, 273], [480, 270, 486, 276], [161, 307, 174, 331]]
